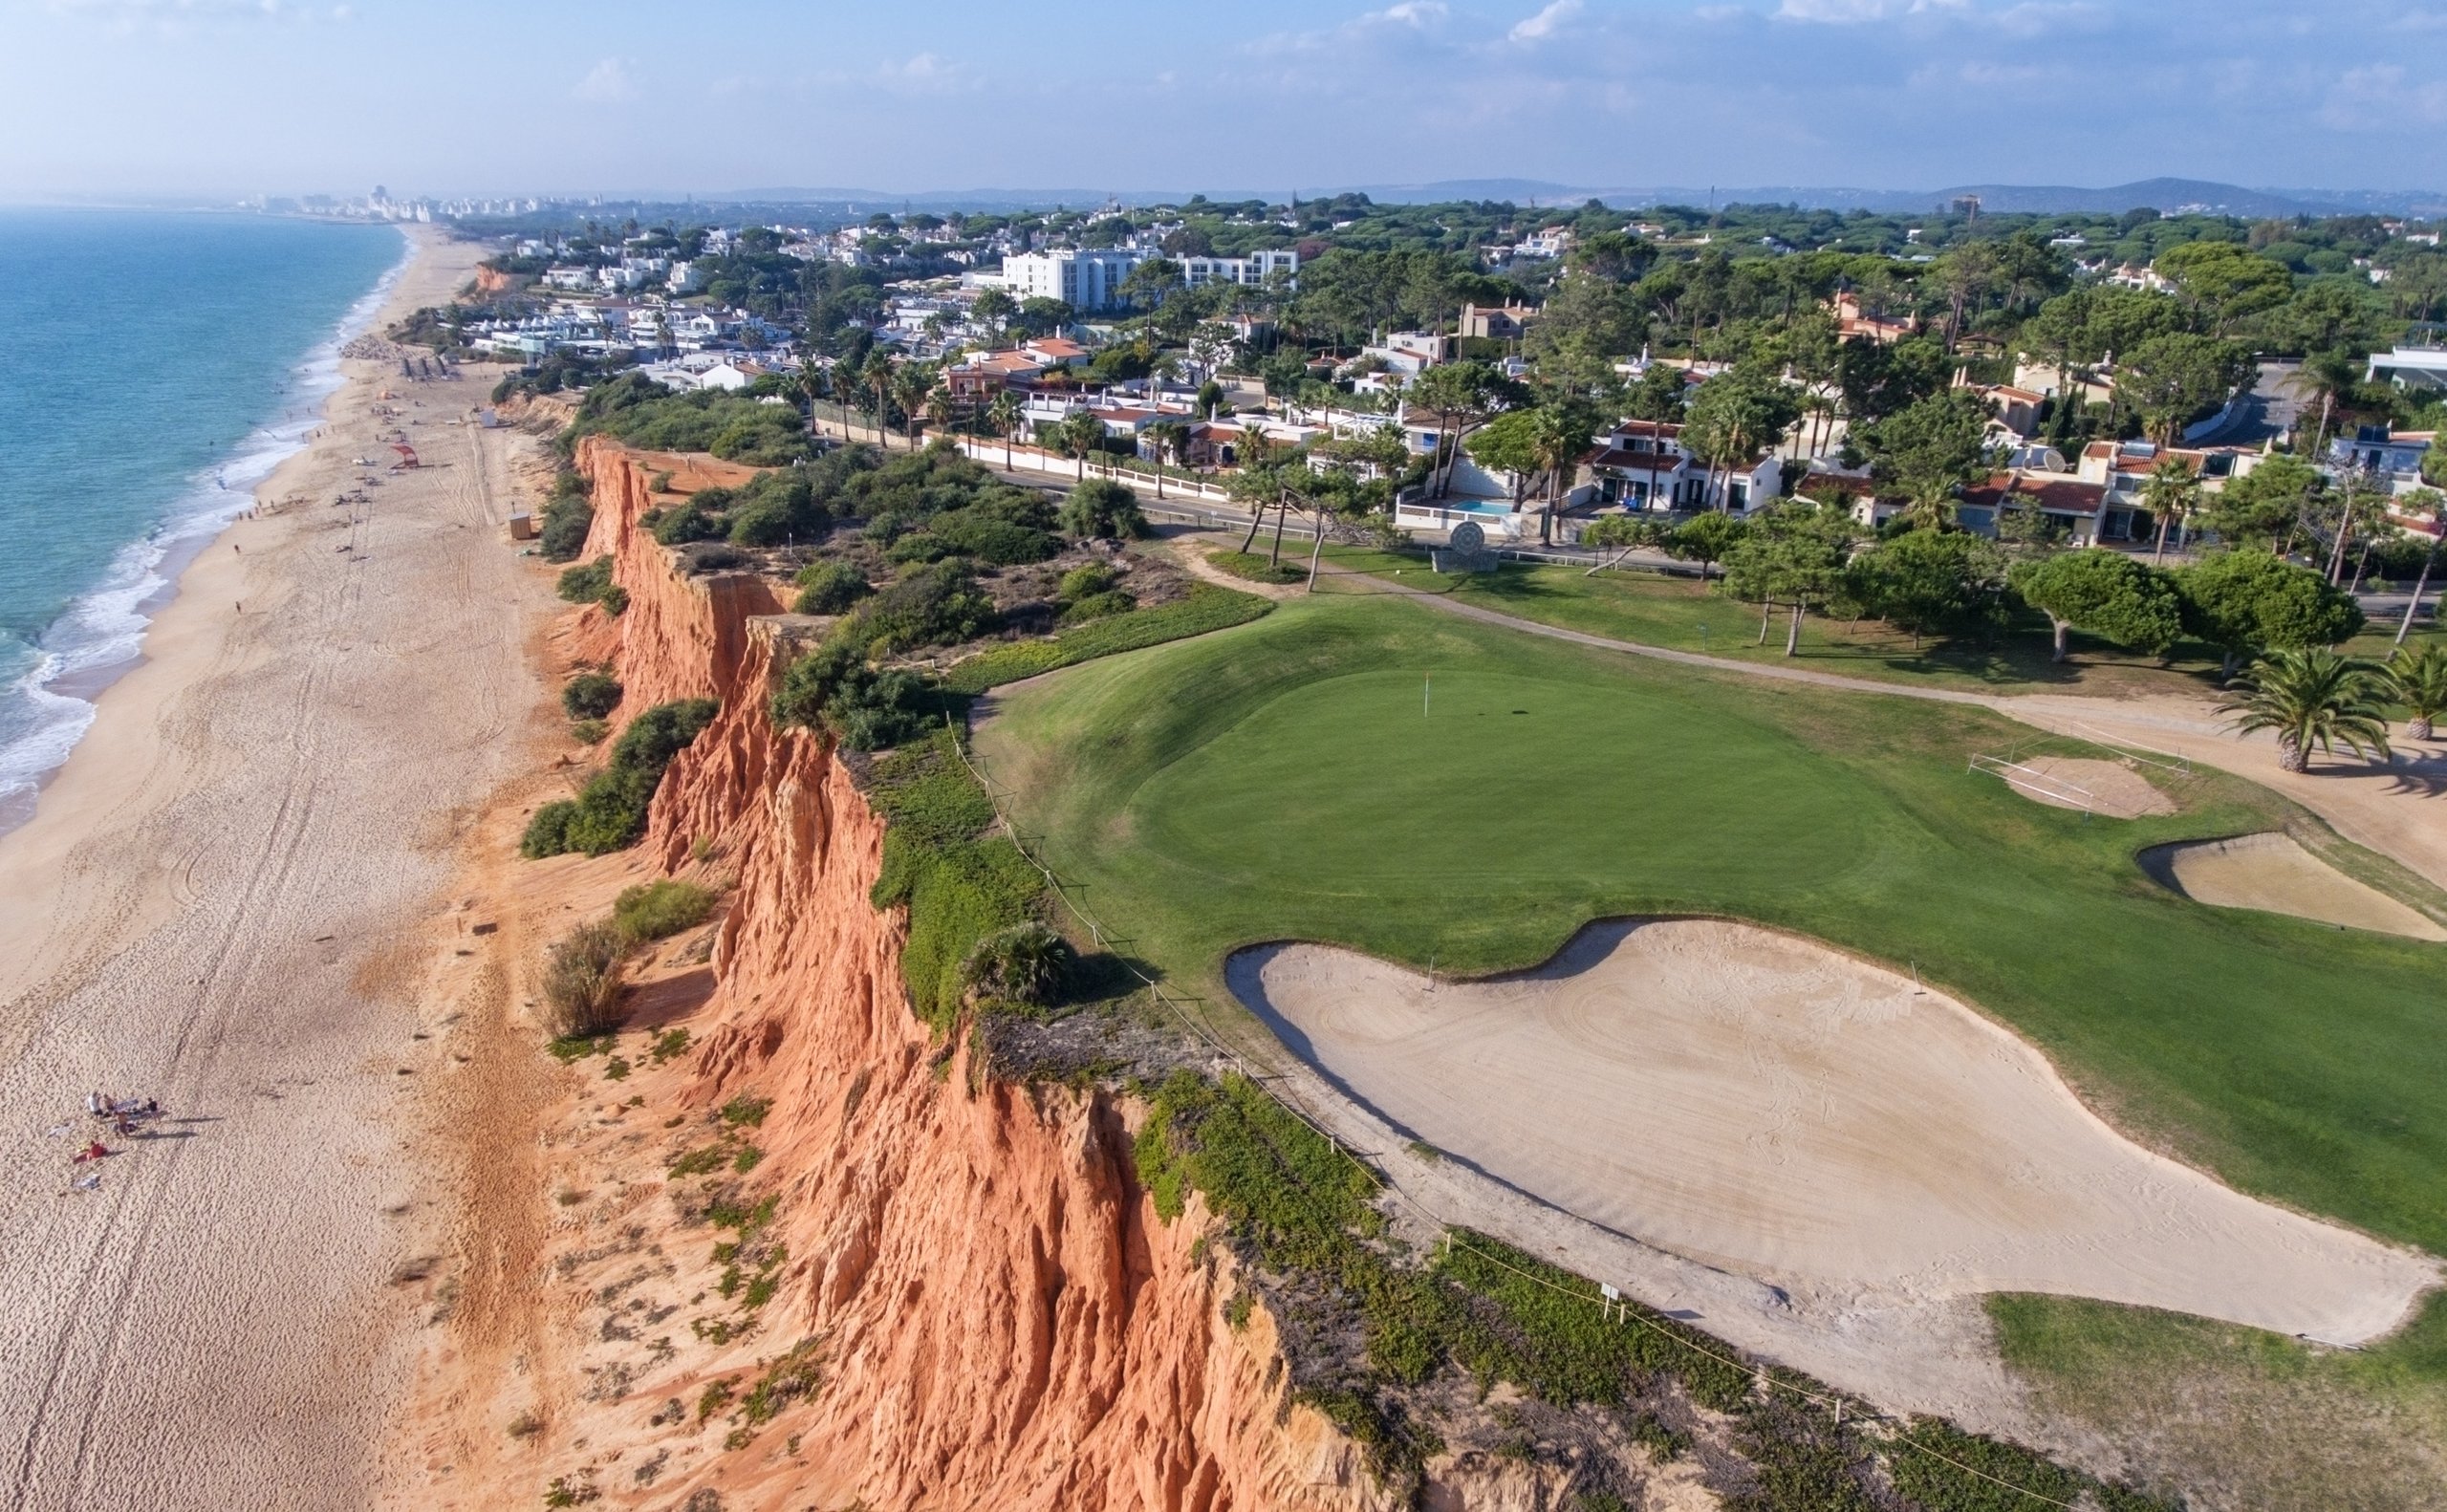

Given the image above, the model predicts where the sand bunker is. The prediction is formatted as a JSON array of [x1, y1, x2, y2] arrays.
[[1992, 756, 2176, 819], [1233, 920, 2435, 1342], [2140, 832, 2447, 941]]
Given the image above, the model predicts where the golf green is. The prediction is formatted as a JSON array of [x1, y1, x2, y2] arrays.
[[978, 594, 2447, 1262]]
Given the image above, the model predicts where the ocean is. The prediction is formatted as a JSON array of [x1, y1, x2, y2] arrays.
[[0, 209, 406, 826]]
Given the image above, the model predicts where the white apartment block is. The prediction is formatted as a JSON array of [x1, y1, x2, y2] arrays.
[[1000, 249, 1147, 312], [999, 247, 1299, 312]]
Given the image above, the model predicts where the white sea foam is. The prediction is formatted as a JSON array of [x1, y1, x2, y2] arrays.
[[0, 227, 414, 827]]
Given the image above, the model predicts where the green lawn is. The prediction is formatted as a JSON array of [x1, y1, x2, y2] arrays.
[[977, 594, 2447, 1264], [1296, 543, 2446, 699]]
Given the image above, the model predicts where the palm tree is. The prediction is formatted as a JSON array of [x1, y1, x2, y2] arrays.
[[1527, 406, 1583, 545], [858, 351, 899, 450], [893, 363, 935, 447], [2385, 644, 2447, 741], [2285, 350, 2361, 458], [2141, 459, 2200, 565], [985, 390, 1023, 469], [2219, 648, 2393, 773]]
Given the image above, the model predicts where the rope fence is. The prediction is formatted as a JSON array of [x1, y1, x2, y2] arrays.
[[942, 716, 2090, 1509]]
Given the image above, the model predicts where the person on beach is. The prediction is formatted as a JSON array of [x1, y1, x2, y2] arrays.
[[75, 1141, 109, 1163]]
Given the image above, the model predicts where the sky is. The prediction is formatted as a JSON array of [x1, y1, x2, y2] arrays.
[[1, 0, 2442, 201]]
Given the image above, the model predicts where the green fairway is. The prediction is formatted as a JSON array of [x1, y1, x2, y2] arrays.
[[1292, 542, 2447, 700], [977, 593, 2447, 1264]]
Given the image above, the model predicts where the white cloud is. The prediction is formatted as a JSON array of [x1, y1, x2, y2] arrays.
[[48, 0, 349, 32], [1509, 0, 1584, 42], [1775, 0, 1964, 21], [2321, 63, 2447, 129], [1374, 1, 1449, 25], [574, 58, 636, 104]]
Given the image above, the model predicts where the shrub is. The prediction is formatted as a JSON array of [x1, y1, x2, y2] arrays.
[[1058, 589, 1135, 625], [1058, 561, 1121, 600], [932, 509, 1061, 565], [556, 557, 615, 604], [1061, 478, 1150, 539], [562, 670, 622, 721], [539, 473, 595, 562], [599, 584, 629, 616], [853, 561, 998, 651], [727, 472, 829, 547], [961, 921, 1073, 1007], [792, 561, 871, 616], [652, 503, 725, 546], [612, 879, 719, 941], [524, 699, 720, 859], [613, 698, 721, 772], [682, 543, 748, 573], [570, 718, 608, 745], [882, 531, 960, 566], [769, 640, 932, 751], [540, 920, 626, 1039], [521, 800, 580, 858]]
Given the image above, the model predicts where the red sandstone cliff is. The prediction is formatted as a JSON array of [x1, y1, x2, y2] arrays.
[[539, 443, 1403, 1511]]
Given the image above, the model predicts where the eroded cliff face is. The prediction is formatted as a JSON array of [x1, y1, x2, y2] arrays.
[[545, 444, 1398, 1511], [575, 438, 780, 726]]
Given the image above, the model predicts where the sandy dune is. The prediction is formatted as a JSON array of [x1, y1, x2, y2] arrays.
[[2140, 832, 2447, 940], [1234, 919, 2436, 1345], [0, 229, 559, 1510]]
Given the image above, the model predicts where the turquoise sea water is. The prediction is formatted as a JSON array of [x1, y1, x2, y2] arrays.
[[0, 210, 404, 822]]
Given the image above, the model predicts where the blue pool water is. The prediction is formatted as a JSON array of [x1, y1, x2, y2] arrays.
[[0, 209, 404, 821]]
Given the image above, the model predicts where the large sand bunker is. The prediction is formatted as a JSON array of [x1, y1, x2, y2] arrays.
[[2139, 832, 2447, 941], [1233, 920, 2435, 1342]]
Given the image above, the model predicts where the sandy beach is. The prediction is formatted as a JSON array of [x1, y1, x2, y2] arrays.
[[0, 226, 561, 1510]]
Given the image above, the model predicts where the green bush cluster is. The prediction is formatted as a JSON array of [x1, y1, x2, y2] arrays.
[[791, 560, 872, 616], [522, 698, 719, 858], [611, 879, 718, 941], [1054, 560, 1136, 625], [538, 471, 594, 562], [939, 584, 1271, 694], [569, 372, 813, 464], [644, 470, 832, 550], [555, 557, 628, 616], [960, 921, 1074, 1008], [561, 669, 622, 721], [769, 639, 933, 751], [1060, 478, 1151, 540]]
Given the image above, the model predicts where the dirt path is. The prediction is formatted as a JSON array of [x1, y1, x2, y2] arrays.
[[0, 232, 562, 1512]]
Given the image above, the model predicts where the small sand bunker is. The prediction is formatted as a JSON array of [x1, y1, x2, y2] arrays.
[[1991, 756, 2176, 819], [2140, 833, 2447, 941], [1234, 920, 2435, 1342]]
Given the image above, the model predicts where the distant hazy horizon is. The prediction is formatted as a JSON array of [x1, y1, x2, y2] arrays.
[[2, 1, 2439, 202]]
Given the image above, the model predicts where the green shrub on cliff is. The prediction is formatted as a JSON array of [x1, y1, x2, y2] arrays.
[[555, 557, 614, 604], [768, 639, 931, 751], [612, 879, 718, 942], [538, 472, 594, 563], [522, 698, 721, 859], [561, 670, 622, 721], [791, 561, 871, 616], [569, 373, 812, 465]]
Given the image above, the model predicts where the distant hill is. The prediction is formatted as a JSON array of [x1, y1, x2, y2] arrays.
[[675, 179, 2447, 219]]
